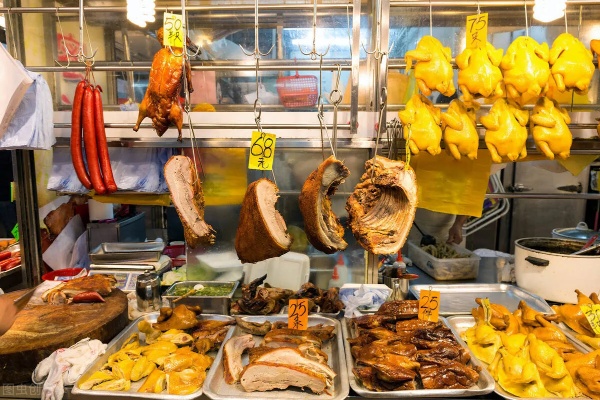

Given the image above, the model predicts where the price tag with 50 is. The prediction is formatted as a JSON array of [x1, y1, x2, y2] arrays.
[[581, 303, 600, 335], [288, 298, 309, 330], [418, 289, 441, 322], [248, 130, 276, 170], [163, 13, 184, 48]]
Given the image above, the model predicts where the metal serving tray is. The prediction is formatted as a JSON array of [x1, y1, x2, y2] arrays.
[[72, 312, 234, 399], [163, 281, 239, 315], [409, 284, 553, 316], [102, 242, 166, 253], [446, 316, 590, 400], [342, 317, 495, 398], [90, 244, 163, 264], [203, 315, 349, 400]]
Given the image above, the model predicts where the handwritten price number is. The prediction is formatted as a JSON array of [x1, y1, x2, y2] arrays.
[[418, 290, 440, 322], [581, 304, 600, 335], [288, 299, 309, 330], [466, 13, 488, 49], [249, 130, 276, 170], [163, 13, 184, 48]]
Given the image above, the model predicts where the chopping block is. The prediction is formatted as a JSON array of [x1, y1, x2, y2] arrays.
[[0, 288, 129, 383]]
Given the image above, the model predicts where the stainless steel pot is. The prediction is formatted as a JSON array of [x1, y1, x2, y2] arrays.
[[514, 237, 600, 304], [552, 222, 600, 242]]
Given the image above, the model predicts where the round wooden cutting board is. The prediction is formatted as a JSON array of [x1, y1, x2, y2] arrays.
[[0, 288, 129, 383]]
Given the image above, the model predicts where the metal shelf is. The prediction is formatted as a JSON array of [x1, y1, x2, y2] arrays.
[[390, 0, 594, 6]]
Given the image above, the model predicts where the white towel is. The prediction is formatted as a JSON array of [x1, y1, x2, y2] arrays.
[[32, 338, 107, 400]]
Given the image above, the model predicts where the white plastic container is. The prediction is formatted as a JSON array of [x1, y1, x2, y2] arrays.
[[407, 241, 480, 281], [243, 252, 310, 291]]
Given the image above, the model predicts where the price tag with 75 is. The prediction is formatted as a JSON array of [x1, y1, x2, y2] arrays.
[[466, 13, 488, 49], [418, 289, 440, 322], [288, 299, 308, 330], [249, 130, 276, 170]]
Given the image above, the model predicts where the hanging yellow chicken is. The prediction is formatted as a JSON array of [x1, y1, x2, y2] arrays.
[[530, 97, 572, 160], [441, 99, 479, 160], [500, 36, 551, 106], [455, 42, 504, 103], [591, 39, 600, 138], [549, 33, 595, 95], [405, 36, 456, 97], [398, 93, 442, 155], [481, 98, 529, 163]]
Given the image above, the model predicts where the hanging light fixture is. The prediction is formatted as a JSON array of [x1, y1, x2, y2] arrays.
[[533, 0, 566, 23], [127, 0, 156, 28]]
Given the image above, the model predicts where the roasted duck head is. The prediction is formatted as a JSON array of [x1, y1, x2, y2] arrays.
[[346, 157, 417, 255], [133, 27, 195, 141], [531, 97, 572, 160]]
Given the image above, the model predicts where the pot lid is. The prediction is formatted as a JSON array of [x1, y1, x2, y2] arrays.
[[553, 222, 599, 241]]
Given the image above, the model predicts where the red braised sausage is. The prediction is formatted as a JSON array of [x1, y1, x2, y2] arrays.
[[71, 80, 92, 189], [82, 85, 106, 195], [93, 86, 117, 193]]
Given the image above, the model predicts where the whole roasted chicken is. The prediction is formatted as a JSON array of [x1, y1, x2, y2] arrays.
[[441, 99, 479, 161], [500, 36, 550, 106], [481, 98, 529, 163], [398, 93, 442, 155], [405, 36, 456, 97], [530, 97, 572, 160], [133, 28, 194, 141], [549, 33, 595, 95], [455, 42, 504, 103]]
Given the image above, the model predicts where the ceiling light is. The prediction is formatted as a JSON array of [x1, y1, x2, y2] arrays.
[[127, 0, 155, 28], [533, 0, 566, 23]]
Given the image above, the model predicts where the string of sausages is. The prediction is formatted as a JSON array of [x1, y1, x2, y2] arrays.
[[70, 66, 117, 195]]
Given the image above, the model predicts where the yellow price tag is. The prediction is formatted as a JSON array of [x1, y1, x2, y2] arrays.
[[288, 299, 309, 330], [418, 289, 440, 322], [481, 297, 493, 325], [163, 13, 185, 48], [466, 13, 488, 49], [581, 303, 600, 335], [248, 131, 276, 170]]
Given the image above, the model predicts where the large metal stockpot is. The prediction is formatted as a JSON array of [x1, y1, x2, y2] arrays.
[[514, 237, 600, 304]]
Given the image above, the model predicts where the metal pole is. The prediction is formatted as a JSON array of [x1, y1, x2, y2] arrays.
[[485, 193, 600, 200], [0, 4, 355, 13], [350, 0, 360, 134]]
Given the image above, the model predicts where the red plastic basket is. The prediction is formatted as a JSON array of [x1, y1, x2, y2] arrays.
[[276, 72, 318, 108]]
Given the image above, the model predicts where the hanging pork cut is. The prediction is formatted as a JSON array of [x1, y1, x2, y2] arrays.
[[235, 178, 292, 263], [345, 156, 417, 255], [164, 155, 215, 248], [298, 156, 350, 254]]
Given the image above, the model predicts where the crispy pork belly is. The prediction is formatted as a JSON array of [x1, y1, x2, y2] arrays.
[[263, 329, 322, 348], [234, 317, 272, 336], [164, 155, 216, 248], [298, 343, 329, 364], [223, 334, 255, 384], [299, 156, 350, 254], [240, 362, 328, 394], [345, 156, 417, 255], [235, 178, 291, 263]]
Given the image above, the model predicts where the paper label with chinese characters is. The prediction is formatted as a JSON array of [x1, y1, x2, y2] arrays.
[[581, 303, 600, 335], [418, 290, 440, 322], [288, 299, 309, 330], [248, 130, 276, 170], [466, 13, 488, 49], [163, 13, 185, 48]]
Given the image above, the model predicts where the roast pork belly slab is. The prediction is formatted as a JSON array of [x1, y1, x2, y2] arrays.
[[240, 361, 328, 394], [223, 334, 255, 384]]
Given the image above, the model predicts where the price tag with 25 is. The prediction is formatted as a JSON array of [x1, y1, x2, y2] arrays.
[[163, 13, 184, 48], [418, 289, 441, 322], [466, 13, 488, 49], [248, 130, 277, 170], [581, 303, 600, 335], [288, 298, 309, 330]]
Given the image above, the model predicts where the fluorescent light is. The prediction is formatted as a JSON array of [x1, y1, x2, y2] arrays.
[[127, 0, 155, 28], [533, 0, 566, 23]]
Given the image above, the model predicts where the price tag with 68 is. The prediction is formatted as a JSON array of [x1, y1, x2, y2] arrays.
[[248, 130, 276, 170]]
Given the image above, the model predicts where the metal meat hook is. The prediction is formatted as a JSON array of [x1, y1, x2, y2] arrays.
[[298, 0, 330, 60]]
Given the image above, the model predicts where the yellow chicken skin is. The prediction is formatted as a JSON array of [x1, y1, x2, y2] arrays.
[[527, 334, 579, 398], [441, 99, 479, 160], [398, 93, 442, 155], [481, 98, 529, 163], [405, 36, 456, 97], [550, 33, 595, 95], [495, 348, 552, 398], [577, 335, 600, 350], [463, 322, 502, 364], [456, 42, 504, 103], [531, 97, 572, 160], [500, 36, 551, 106]]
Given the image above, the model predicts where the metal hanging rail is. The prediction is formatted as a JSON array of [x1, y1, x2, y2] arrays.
[[390, 1, 594, 6], [486, 193, 600, 200], [387, 59, 599, 69], [0, 3, 354, 13], [388, 104, 600, 111], [54, 122, 352, 130]]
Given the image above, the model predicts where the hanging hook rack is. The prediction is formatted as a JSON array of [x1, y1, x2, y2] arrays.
[[328, 63, 343, 157], [371, 86, 387, 179], [298, 0, 330, 60], [524, 1, 529, 37], [56, 0, 97, 66], [362, 0, 394, 60]]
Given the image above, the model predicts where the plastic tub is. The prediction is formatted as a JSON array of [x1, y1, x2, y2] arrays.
[[41, 268, 85, 281], [407, 241, 480, 281]]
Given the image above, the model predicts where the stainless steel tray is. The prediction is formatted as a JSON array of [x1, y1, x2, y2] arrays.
[[163, 281, 239, 315], [409, 284, 553, 316], [72, 312, 234, 399], [342, 317, 495, 398], [446, 316, 589, 400], [90, 244, 163, 264], [203, 315, 349, 400], [102, 242, 166, 253]]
